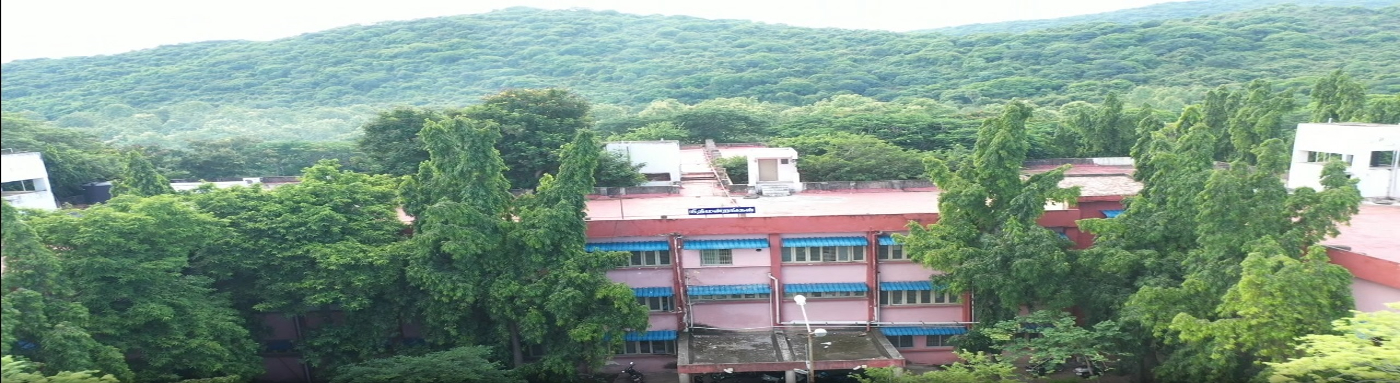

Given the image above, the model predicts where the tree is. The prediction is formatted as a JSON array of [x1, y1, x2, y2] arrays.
[[1, 202, 132, 381], [463, 88, 594, 189], [1064, 93, 1139, 157], [404, 119, 646, 378], [769, 133, 928, 181], [595, 150, 646, 187], [182, 161, 414, 370], [27, 196, 262, 382], [857, 351, 1021, 383], [0, 114, 121, 201], [329, 346, 522, 383], [1, 356, 119, 383], [607, 121, 689, 142], [1363, 93, 1400, 124], [356, 108, 451, 177], [1264, 304, 1400, 383], [981, 310, 1126, 377], [1310, 69, 1367, 123], [110, 151, 172, 197], [899, 101, 1081, 335]]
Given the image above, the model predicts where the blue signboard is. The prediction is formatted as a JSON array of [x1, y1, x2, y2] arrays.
[[688, 207, 756, 215]]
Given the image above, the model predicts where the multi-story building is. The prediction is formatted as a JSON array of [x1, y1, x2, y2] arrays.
[[588, 145, 1136, 382]]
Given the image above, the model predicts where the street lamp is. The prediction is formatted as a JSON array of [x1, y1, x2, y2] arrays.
[[794, 295, 827, 383]]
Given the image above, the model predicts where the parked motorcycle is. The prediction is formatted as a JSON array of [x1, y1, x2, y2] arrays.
[[623, 362, 644, 383]]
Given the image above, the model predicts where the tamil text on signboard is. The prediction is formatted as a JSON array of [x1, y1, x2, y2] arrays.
[[687, 207, 756, 215]]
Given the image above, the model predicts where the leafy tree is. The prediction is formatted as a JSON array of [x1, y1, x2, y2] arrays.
[[1, 356, 118, 383], [356, 108, 451, 177], [110, 151, 172, 197], [595, 150, 646, 187], [769, 133, 928, 181], [1264, 304, 1400, 383], [463, 88, 594, 189], [1363, 93, 1400, 124], [1, 202, 132, 381], [329, 346, 522, 383], [607, 121, 689, 142], [27, 196, 262, 382], [717, 156, 748, 184], [899, 101, 1081, 334], [182, 161, 413, 369], [1310, 69, 1368, 123], [857, 351, 1021, 383], [404, 118, 646, 378], [0, 114, 121, 200], [1063, 93, 1139, 157], [981, 310, 1126, 377]]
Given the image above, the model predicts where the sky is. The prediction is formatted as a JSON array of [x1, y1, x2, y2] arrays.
[[0, 0, 1186, 63]]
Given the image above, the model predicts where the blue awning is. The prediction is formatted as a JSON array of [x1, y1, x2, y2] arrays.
[[880, 281, 933, 291], [683, 239, 768, 250], [880, 327, 968, 336], [784, 283, 869, 293], [633, 287, 674, 297], [1102, 209, 1123, 218], [624, 330, 677, 341], [687, 284, 771, 296], [586, 241, 669, 252], [878, 236, 899, 246], [782, 236, 868, 247]]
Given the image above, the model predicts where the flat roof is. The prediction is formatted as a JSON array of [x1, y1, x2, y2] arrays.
[[680, 328, 900, 373], [1326, 204, 1400, 263]]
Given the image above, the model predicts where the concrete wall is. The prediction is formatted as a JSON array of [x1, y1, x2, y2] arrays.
[[878, 263, 937, 282], [879, 305, 965, 323], [1287, 123, 1400, 198], [899, 347, 959, 365], [1350, 278, 1400, 312], [780, 299, 869, 323], [607, 268, 675, 288], [691, 301, 772, 329], [607, 141, 683, 187], [783, 264, 867, 283]]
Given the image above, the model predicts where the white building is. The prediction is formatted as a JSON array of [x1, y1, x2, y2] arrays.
[[1, 152, 59, 210], [1288, 123, 1400, 199], [605, 141, 682, 187]]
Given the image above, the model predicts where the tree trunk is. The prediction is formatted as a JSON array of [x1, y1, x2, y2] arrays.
[[510, 322, 525, 367]]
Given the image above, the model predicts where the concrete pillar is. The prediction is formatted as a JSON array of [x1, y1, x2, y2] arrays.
[[785, 370, 797, 383], [678, 372, 691, 383]]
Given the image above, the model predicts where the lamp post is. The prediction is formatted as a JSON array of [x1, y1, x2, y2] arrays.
[[794, 295, 826, 383]]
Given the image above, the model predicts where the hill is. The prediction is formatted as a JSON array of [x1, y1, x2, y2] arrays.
[[931, 0, 1398, 35], [2, 5, 1398, 144]]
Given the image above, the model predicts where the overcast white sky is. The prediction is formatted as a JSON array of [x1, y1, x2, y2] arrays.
[[1, 0, 1185, 63]]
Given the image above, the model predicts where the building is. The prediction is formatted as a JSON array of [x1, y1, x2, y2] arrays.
[[589, 145, 1136, 382], [606, 141, 683, 187], [1287, 123, 1400, 199], [1, 151, 59, 210], [1324, 204, 1400, 313]]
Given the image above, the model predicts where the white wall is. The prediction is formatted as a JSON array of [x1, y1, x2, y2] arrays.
[[744, 148, 803, 191], [1, 152, 58, 210], [1287, 123, 1400, 198], [606, 141, 682, 187]]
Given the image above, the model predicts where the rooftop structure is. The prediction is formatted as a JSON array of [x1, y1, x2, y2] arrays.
[[1287, 123, 1400, 199], [1, 151, 59, 210]]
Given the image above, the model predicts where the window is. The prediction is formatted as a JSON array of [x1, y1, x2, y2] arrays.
[[880, 290, 959, 305], [690, 293, 770, 301], [1371, 151, 1397, 167], [701, 249, 733, 265], [878, 244, 906, 260], [621, 340, 676, 355], [887, 335, 914, 348], [782, 246, 865, 263], [784, 291, 866, 299], [637, 296, 673, 311], [1306, 151, 1350, 164], [626, 250, 671, 267], [926, 335, 956, 347]]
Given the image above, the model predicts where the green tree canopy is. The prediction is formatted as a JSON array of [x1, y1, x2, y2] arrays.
[[110, 151, 172, 197]]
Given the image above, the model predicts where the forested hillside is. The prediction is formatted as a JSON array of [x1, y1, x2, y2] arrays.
[[931, 0, 1397, 35], [1, 4, 1397, 145]]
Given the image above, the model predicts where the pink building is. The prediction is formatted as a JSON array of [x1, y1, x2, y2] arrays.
[[1323, 204, 1400, 313], [587, 147, 1137, 382]]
